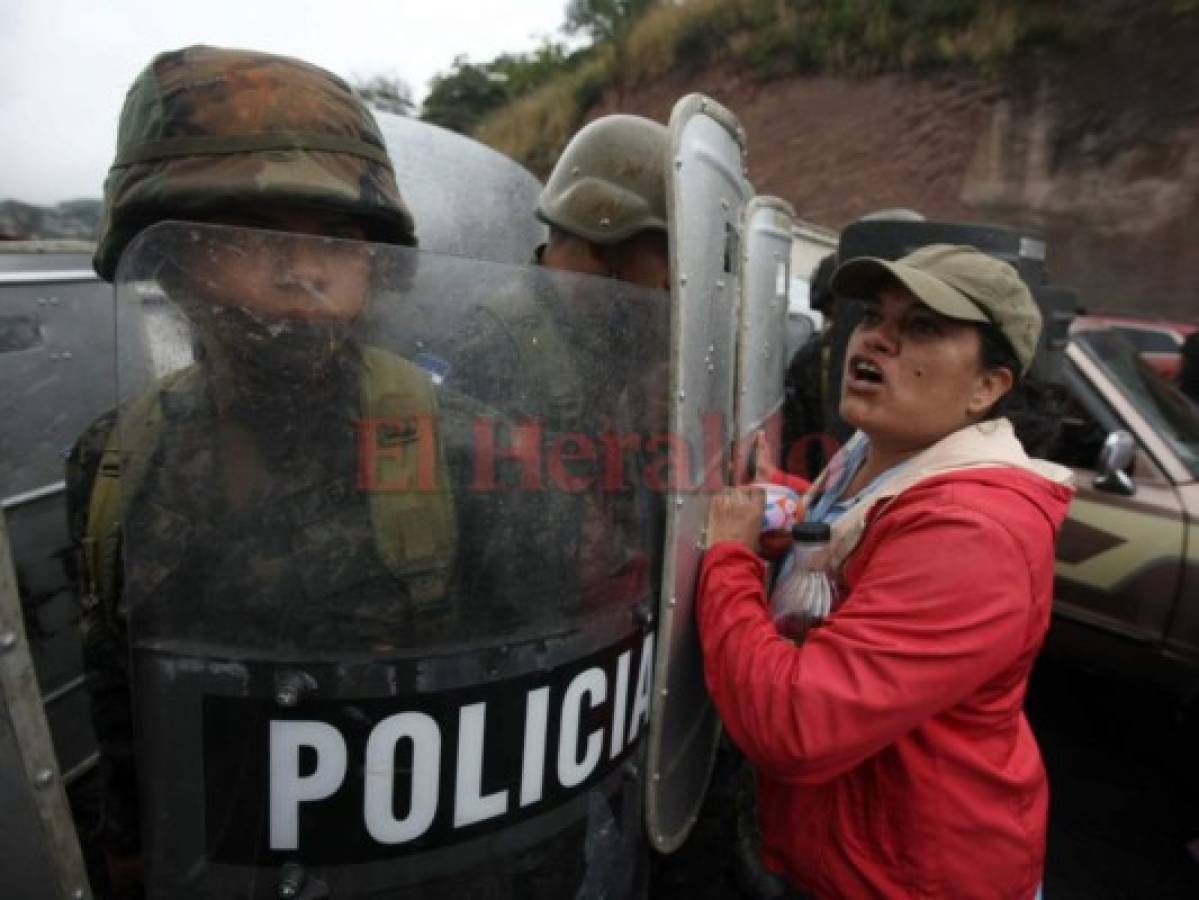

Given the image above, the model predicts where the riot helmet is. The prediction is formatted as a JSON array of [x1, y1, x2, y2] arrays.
[[536, 114, 668, 245], [93, 45, 416, 282]]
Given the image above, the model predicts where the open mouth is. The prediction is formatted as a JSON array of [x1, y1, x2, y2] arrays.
[[848, 355, 885, 385]]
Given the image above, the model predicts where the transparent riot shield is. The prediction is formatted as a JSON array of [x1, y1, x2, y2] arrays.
[[733, 197, 795, 481], [0, 508, 93, 900], [108, 221, 670, 899], [647, 95, 752, 853], [375, 113, 546, 263]]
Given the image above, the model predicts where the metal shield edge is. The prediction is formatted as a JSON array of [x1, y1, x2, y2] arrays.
[[0, 508, 93, 900], [735, 196, 796, 479], [646, 93, 751, 854]]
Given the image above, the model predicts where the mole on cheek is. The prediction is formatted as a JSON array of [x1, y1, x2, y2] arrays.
[[914, 368, 924, 377]]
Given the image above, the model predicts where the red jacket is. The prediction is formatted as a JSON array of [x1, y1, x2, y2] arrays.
[[698, 468, 1074, 899]]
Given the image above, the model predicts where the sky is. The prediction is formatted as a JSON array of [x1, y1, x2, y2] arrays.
[[0, 0, 573, 205]]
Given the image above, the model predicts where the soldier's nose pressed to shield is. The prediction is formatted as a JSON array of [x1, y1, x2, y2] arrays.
[[183, 208, 372, 323], [697, 245, 1075, 899]]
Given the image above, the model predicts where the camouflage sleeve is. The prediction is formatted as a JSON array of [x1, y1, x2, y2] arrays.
[[66, 411, 142, 860], [65, 408, 118, 546]]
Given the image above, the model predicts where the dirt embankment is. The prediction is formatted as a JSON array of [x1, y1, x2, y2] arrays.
[[591, 13, 1199, 321]]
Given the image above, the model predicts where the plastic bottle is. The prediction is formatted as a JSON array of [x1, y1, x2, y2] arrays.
[[771, 522, 837, 641]]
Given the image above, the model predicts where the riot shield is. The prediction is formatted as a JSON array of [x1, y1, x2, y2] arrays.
[[0, 508, 93, 900], [734, 197, 795, 482], [647, 95, 752, 853], [107, 221, 670, 898], [374, 113, 546, 264]]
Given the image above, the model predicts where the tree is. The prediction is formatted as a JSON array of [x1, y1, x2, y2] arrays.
[[564, 0, 654, 45], [352, 74, 415, 116], [421, 56, 510, 134], [421, 43, 580, 135], [564, 0, 654, 100]]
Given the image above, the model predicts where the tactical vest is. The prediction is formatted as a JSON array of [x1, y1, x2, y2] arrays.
[[82, 346, 457, 621]]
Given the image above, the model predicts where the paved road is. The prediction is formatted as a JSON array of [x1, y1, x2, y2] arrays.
[[1028, 658, 1199, 899], [654, 657, 1199, 898]]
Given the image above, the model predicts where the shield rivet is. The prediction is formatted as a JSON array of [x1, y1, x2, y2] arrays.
[[674, 157, 683, 170], [0, 631, 17, 652], [660, 687, 669, 697], [278, 863, 306, 899], [274, 671, 315, 708], [600, 217, 611, 228], [33, 768, 54, 789], [678, 390, 685, 401]]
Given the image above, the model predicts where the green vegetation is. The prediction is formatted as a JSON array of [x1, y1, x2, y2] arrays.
[[353, 75, 415, 116], [431, 0, 1189, 174], [421, 41, 585, 135]]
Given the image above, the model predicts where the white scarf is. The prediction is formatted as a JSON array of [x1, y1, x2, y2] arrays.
[[807, 418, 1074, 573]]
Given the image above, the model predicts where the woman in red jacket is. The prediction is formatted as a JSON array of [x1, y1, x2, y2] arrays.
[[699, 244, 1074, 899]]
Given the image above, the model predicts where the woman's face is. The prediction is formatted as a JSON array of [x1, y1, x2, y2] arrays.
[[839, 284, 1013, 456]]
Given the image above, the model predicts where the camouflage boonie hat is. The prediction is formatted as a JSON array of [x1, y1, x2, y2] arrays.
[[93, 45, 416, 280]]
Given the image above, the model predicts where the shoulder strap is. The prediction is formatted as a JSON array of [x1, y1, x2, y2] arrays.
[[83, 373, 183, 619], [360, 346, 458, 611]]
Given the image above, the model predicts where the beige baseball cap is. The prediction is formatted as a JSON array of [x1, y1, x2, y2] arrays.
[[831, 243, 1043, 374]]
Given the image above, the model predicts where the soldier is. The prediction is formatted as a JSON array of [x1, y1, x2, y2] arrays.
[[446, 114, 673, 619], [446, 114, 670, 430], [70, 45, 466, 898], [70, 45, 671, 900]]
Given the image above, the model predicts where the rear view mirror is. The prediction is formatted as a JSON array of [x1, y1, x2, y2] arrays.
[[1094, 430, 1136, 496]]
